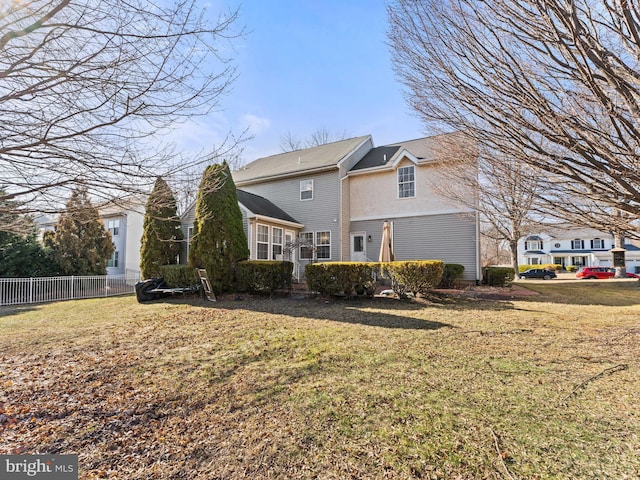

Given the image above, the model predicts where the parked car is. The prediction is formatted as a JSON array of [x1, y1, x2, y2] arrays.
[[576, 267, 639, 279], [520, 268, 557, 280]]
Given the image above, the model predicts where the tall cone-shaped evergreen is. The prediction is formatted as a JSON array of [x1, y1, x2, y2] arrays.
[[49, 187, 114, 275], [140, 177, 184, 279], [189, 162, 249, 294]]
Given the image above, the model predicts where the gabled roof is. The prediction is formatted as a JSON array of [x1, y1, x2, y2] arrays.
[[236, 190, 301, 226], [350, 132, 469, 172], [232, 135, 371, 185]]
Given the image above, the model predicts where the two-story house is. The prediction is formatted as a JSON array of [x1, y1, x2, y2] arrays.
[[182, 133, 481, 282], [518, 227, 640, 272]]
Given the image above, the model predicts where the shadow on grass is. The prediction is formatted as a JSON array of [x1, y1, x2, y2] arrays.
[[166, 291, 520, 331], [0, 304, 40, 318]]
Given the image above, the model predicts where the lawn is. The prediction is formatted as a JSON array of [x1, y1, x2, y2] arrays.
[[1, 281, 639, 479]]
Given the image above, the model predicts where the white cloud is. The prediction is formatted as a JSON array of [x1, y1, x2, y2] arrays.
[[242, 113, 271, 134]]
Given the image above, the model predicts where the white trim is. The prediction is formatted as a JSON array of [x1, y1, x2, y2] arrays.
[[397, 164, 416, 199], [252, 214, 303, 229], [300, 179, 314, 201], [350, 208, 474, 222], [256, 223, 269, 260]]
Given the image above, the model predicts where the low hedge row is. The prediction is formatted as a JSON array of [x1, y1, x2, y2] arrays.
[[305, 262, 379, 296], [437, 263, 465, 288], [384, 260, 445, 297], [306, 260, 446, 298], [158, 265, 198, 287], [236, 260, 293, 293], [484, 267, 515, 287], [518, 264, 562, 273]]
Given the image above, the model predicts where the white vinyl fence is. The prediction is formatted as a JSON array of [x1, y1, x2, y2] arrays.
[[0, 272, 141, 307]]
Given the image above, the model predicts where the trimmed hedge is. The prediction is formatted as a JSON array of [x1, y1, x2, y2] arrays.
[[384, 260, 445, 297], [437, 264, 465, 288], [518, 264, 562, 273], [485, 267, 515, 287], [236, 260, 293, 293], [158, 265, 198, 287], [305, 262, 379, 296]]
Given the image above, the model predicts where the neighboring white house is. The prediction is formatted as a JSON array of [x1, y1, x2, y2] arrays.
[[518, 227, 640, 273], [36, 198, 145, 276], [181, 133, 482, 282]]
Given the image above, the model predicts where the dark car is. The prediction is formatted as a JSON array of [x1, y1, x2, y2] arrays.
[[520, 268, 557, 280]]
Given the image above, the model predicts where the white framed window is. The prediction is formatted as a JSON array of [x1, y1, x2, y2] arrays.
[[257, 224, 269, 260], [316, 231, 331, 259], [272, 227, 283, 260], [572, 239, 584, 250], [526, 240, 542, 250], [300, 179, 313, 201], [592, 238, 605, 249], [107, 219, 120, 236], [107, 251, 119, 268], [398, 166, 415, 198], [299, 232, 314, 259], [527, 257, 541, 265]]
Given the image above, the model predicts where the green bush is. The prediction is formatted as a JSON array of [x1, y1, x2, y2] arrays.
[[236, 261, 293, 293], [485, 267, 515, 287], [305, 262, 379, 296], [437, 264, 465, 288], [518, 264, 562, 273], [158, 265, 198, 287], [384, 260, 445, 297]]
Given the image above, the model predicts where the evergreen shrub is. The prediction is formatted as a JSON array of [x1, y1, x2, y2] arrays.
[[236, 261, 293, 293], [305, 262, 379, 296], [384, 260, 445, 297], [486, 267, 515, 287], [437, 263, 465, 288], [158, 265, 198, 287]]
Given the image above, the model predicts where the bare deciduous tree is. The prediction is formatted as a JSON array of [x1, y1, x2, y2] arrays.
[[0, 0, 242, 231], [388, 0, 640, 241], [279, 127, 350, 152], [429, 136, 544, 275]]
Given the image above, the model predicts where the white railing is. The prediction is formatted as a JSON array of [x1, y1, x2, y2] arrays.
[[0, 272, 141, 307]]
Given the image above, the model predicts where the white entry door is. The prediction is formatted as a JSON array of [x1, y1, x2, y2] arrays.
[[350, 232, 367, 262]]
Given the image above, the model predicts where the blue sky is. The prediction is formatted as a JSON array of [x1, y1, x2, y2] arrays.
[[175, 0, 426, 164]]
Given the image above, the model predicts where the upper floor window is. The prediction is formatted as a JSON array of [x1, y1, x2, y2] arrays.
[[592, 238, 605, 249], [526, 240, 542, 251], [398, 166, 415, 198], [107, 219, 120, 236], [572, 239, 584, 250], [300, 179, 313, 201]]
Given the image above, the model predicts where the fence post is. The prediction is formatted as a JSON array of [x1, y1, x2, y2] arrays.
[[70, 275, 74, 299], [105, 276, 108, 297], [29, 277, 33, 304]]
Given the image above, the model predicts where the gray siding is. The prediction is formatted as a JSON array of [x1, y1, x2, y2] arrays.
[[350, 212, 479, 280], [237, 170, 341, 261]]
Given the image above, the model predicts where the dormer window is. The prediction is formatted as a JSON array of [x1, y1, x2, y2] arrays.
[[524, 236, 542, 251]]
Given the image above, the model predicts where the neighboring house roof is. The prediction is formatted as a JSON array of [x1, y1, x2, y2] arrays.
[[236, 190, 301, 226], [524, 250, 546, 255], [232, 135, 371, 185]]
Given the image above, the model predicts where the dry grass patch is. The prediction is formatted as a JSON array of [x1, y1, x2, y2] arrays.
[[1, 285, 639, 479]]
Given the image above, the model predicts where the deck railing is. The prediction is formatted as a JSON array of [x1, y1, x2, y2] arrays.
[[0, 272, 141, 307]]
